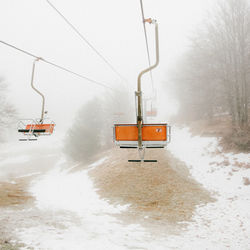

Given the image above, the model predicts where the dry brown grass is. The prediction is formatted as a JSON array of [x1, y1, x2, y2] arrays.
[[0, 179, 33, 207], [90, 148, 212, 224], [188, 116, 232, 137], [187, 116, 250, 153], [0, 179, 32, 248]]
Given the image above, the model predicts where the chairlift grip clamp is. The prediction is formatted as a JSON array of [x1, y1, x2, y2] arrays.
[[135, 91, 142, 96]]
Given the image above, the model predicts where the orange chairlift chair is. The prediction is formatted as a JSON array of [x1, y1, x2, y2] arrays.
[[113, 19, 171, 162], [18, 58, 55, 141]]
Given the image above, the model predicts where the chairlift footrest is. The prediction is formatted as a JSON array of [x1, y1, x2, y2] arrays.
[[128, 160, 157, 162], [120, 146, 137, 149], [18, 129, 46, 133], [146, 147, 164, 149], [19, 139, 38, 141], [18, 129, 29, 133]]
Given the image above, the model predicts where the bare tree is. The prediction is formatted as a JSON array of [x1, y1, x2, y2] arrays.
[[0, 78, 16, 142], [171, 0, 250, 129], [212, 0, 250, 128]]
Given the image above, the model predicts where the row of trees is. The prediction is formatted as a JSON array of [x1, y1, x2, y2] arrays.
[[171, 0, 250, 129], [64, 90, 133, 163], [0, 78, 16, 142]]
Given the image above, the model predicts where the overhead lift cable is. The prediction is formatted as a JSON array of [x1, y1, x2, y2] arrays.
[[139, 0, 154, 90], [0, 40, 117, 91], [45, 0, 127, 84]]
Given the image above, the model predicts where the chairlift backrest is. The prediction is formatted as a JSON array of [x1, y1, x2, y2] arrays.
[[114, 123, 170, 148]]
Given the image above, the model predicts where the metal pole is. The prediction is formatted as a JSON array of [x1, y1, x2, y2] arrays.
[[31, 58, 45, 123], [137, 20, 159, 149]]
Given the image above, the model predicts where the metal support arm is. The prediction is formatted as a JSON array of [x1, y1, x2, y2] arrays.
[[137, 20, 159, 149], [31, 58, 45, 123]]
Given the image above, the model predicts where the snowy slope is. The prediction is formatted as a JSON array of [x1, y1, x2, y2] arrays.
[[167, 127, 250, 249], [14, 127, 250, 250]]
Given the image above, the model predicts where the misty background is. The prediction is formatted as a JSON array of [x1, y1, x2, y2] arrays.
[[0, 1, 250, 249], [0, 0, 214, 128], [1, 0, 249, 158]]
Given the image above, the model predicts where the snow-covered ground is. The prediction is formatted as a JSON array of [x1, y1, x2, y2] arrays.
[[1, 127, 249, 249], [167, 127, 250, 249], [17, 158, 147, 250], [0, 135, 63, 181]]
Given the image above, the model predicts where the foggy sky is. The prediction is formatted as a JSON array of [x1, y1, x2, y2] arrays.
[[0, 0, 215, 131]]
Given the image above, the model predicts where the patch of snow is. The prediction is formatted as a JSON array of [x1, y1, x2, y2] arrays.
[[15, 172, 41, 179], [29, 159, 127, 214], [18, 219, 147, 250], [17, 157, 146, 250], [88, 156, 108, 169], [167, 126, 250, 249], [0, 155, 30, 167]]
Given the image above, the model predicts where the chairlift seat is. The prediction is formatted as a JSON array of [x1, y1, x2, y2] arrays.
[[18, 123, 55, 135], [114, 123, 171, 148], [17, 119, 55, 141], [25, 124, 55, 134]]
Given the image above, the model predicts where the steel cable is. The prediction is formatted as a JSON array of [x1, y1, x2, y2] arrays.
[[45, 0, 127, 84], [0, 40, 117, 91]]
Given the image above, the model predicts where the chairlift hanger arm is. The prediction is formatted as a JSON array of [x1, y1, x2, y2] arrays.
[[31, 58, 45, 123], [137, 19, 159, 149], [137, 19, 159, 93]]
